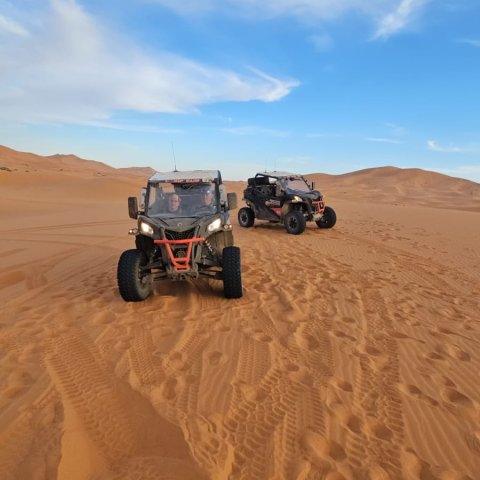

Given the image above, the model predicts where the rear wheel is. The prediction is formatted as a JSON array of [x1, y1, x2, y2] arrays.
[[316, 206, 337, 229], [284, 210, 306, 235], [238, 207, 255, 228], [222, 246, 243, 298], [117, 249, 153, 302]]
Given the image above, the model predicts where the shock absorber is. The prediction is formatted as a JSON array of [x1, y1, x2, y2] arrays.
[[203, 239, 216, 257]]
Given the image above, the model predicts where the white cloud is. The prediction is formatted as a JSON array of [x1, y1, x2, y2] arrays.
[[0, 0, 298, 125], [373, 0, 430, 39], [0, 14, 29, 36], [149, 0, 430, 39], [427, 140, 474, 153], [75, 120, 185, 134], [458, 38, 480, 47], [385, 122, 407, 137], [247, 67, 300, 102], [365, 137, 403, 144], [363, 123, 407, 144], [148, 0, 363, 19]]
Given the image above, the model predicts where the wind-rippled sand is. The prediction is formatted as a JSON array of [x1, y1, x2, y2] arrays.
[[1, 146, 479, 479]]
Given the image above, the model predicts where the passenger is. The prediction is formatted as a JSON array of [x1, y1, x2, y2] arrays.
[[166, 193, 182, 213]]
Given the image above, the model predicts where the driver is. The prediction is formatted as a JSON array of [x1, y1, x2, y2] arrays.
[[202, 189, 214, 207], [198, 188, 216, 213]]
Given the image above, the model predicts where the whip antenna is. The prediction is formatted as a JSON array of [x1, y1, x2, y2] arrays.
[[171, 142, 178, 172]]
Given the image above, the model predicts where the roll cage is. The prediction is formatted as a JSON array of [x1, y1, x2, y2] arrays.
[[247, 172, 313, 197], [145, 170, 224, 218]]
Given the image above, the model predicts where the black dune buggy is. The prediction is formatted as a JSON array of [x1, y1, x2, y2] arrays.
[[117, 170, 242, 302], [238, 172, 336, 235]]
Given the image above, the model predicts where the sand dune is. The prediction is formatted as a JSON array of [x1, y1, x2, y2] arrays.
[[1, 147, 479, 479], [0, 145, 153, 178], [307, 167, 480, 212]]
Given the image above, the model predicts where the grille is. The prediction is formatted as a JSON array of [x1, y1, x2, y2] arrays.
[[165, 228, 196, 241]]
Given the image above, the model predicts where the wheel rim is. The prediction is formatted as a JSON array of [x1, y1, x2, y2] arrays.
[[288, 217, 298, 229], [138, 265, 150, 286]]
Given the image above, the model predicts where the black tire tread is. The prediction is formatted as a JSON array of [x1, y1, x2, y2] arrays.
[[117, 249, 153, 302], [238, 207, 255, 228], [316, 206, 337, 229], [284, 210, 306, 235], [223, 246, 243, 298]]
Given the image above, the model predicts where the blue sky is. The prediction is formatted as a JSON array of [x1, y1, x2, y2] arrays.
[[1, 0, 479, 181]]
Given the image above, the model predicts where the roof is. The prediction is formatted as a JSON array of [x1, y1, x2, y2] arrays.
[[149, 170, 220, 183], [257, 171, 302, 178]]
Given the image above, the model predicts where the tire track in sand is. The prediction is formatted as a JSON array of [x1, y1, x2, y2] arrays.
[[217, 232, 339, 479], [45, 327, 206, 479], [346, 281, 405, 478]]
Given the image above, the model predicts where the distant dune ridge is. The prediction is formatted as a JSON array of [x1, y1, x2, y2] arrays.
[[2, 144, 479, 210], [1, 144, 479, 479], [0, 145, 154, 177], [307, 167, 480, 212]]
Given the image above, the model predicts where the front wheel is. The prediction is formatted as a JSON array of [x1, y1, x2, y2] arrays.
[[117, 249, 153, 302], [238, 207, 255, 228], [284, 210, 306, 235], [222, 246, 243, 298], [316, 206, 337, 229]]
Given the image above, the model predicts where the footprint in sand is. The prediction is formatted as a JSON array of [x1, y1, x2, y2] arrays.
[[331, 330, 356, 342], [398, 383, 439, 407], [330, 379, 353, 393], [365, 417, 393, 441], [441, 387, 473, 408], [426, 342, 471, 362], [207, 351, 223, 366], [444, 343, 471, 361]]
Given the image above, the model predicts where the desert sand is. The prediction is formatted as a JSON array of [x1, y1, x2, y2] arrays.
[[1, 145, 479, 479]]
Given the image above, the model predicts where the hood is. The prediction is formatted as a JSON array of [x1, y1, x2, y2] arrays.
[[285, 188, 322, 201]]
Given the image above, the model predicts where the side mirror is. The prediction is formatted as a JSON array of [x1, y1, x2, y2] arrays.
[[227, 192, 237, 210], [128, 197, 138, 219]]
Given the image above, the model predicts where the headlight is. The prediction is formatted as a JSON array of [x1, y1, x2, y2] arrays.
[[139, 221, 154, 236], [207, 218, 222, 232], [292, 195, 302, 202]]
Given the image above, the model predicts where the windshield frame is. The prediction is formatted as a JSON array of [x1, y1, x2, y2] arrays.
[[279, 176, 312, 194], [146, 180, 220, 218]]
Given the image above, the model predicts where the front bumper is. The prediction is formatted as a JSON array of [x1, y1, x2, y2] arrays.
[[154, 237, 204, 273]]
